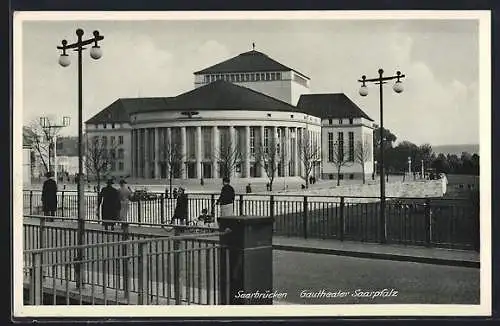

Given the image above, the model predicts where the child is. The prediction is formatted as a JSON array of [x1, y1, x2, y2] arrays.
[[197, 208, 214, 225]]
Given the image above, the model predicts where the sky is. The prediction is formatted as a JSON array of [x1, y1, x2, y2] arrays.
[[19, 15, 482, 146]]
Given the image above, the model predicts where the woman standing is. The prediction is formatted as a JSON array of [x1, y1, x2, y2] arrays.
[[118, 179, 133, 223], [171, 187, 188, 225]]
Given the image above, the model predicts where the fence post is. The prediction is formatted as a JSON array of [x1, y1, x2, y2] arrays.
[[303, 196, 308, 239], [339, 197, 345, 241], [61, 191, 65, 217], [173, 228, 181, 305], [239, 195, 244, 216], [425, 198, 432, 247], [30, 252, 42, 305], [160, 194, 165, 225], [122, 223, 130, 301], [137, 242, 148, 305], [270, 195, 275, 219], [210, 194, 216, 217], [218, 215, 274, 305], [137, 199, 142, 224], [29, 190, 33, 215]]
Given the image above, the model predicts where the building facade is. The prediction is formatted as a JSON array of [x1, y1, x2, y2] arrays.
[[85, 48, 373, 182]]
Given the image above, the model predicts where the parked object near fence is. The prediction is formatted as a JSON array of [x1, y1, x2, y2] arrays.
[[23, 189, 480, 251]]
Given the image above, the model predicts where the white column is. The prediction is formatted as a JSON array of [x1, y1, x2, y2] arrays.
[[300, 128, 305, 178], [166, 127, 172, 178], [293, 127, 300, 176], [272, 126, 278, 178], [144, 129, 149, 179], [181, 127, 187, 179], [229, 126, 236, 179], [212, 126, 219, 178], [154, 127, 160, 179], [245, 126, 251, 178], [284, 127, 290, 177], [260, 126, 266, 178], [196, 126, 202, 179]]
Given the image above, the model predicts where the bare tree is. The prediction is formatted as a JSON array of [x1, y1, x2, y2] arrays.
[[214, 139, 242, 180], [331, 141, 352, 186], [85, 135, 118, 192], [159, 141, 184, 196], [298, 132, 322, 189], [23, 119, 63, 177], [255, 140, 282, 192], [355, 139, 372, 184]]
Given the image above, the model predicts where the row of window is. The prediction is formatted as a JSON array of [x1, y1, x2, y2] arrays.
[[204, 71, 283, 84], [328, 118, 354, 125], [92, 135, 124, 146], [109, 161, 124, 171], [327, 132, 355, 163], [98, 123, 123, 129]]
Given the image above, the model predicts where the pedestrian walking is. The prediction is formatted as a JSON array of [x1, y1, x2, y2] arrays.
[[118, 179, 133, 223], [246, 183, 252, 194], [217, 177, 235, 217], [41, 171, 57, 222], [171, 187, 188, 225], [97, 179, 121, 231]]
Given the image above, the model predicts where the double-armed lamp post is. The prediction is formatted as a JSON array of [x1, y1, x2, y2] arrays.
[[57, 28, 104, 288], [358, 69, 405, 243]]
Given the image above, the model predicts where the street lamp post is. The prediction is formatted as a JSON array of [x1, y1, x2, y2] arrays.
[[40, 116, 70, 180], [408, 156, 412, 175], [358, 69, 405, 244], [58, 28, 103, 288]]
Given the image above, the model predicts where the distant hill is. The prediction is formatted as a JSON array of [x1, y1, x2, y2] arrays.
[[432, 144, 479, 156]]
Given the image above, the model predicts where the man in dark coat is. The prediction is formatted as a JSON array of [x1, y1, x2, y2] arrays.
[[217, 177, 235, 217], [42, 171, 57, 222], [171, 187, 188, 225], [97, 179, 121, 230]]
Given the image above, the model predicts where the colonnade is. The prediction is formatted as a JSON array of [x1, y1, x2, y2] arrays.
[[130, 125, 321, 180]]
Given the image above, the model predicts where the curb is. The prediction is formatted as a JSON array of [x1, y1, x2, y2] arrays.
[[273, 245, 480, 269]]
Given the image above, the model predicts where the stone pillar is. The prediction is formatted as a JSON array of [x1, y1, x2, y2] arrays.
[[272, 126, 278, 178], [212, 126, 219, 179], [166, 127, 172, 178], [218, 215, 274, 305], [229, 126, 236, 179], [284, 127, 290, 177], [144, 129, 149, 179], [181, 127, 187, 179], [245, 126, 251, 178], [196, 126, 202, 179], [260, 126, 266, 178], [154, 127, 160, 179]]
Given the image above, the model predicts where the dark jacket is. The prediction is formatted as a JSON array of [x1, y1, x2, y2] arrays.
[[42, 178, 58, 212], [218, 184, 235, 205], [173, 193, 188, 220], [98, 185, 121, 221]]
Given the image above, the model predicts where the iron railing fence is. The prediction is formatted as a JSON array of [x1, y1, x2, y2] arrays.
[[23, 190, 479, 250], [23, 228, 229, 306]]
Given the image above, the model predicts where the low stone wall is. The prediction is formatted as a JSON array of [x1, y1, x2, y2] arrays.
[[278, 180, 444, 199]]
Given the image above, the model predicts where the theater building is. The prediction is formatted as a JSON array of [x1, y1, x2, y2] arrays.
[[86, 48, 374, 181]]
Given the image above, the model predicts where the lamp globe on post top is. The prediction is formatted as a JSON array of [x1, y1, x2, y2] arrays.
[[393, 81, 404, 93], [359, 85, 368, 96], [58, 40, 71, 67], [90, 31, 103, 60], [359, 75, 368, 96], [393, 71, 404, 93]]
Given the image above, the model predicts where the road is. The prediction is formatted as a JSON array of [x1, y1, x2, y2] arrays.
[[273, 250, 479, 304]]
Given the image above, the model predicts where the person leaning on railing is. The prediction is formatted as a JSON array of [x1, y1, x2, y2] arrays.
[[217, 177, 235, 217], [118, 179, 133, 223]]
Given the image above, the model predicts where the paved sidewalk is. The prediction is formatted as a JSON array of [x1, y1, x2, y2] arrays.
[[273, 236, 479, 268], [23, 218, 479, 268]]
